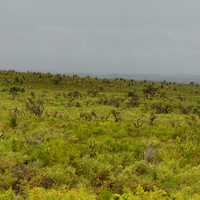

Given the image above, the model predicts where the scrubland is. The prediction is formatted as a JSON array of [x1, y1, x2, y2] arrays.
[[0, 71, 200, 199]]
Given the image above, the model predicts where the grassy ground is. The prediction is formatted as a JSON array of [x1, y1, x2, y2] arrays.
[[0, 71, 200, 199]]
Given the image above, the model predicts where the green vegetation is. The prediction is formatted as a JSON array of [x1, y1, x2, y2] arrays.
[[0, 70, 200, 199]]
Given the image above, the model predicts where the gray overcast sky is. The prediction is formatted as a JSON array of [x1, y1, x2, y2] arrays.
[[0, 0, 200, 74]]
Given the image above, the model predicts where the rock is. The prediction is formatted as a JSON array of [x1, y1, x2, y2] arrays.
[[145, 144, 154, 163]]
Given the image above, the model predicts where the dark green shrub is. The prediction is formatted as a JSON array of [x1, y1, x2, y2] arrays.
[[151, 102, 172, 114], [111, 110, 121, 122], [135, 162, 149, 176], [9, 108, 18, 128], [179, 104, 192, 114], [149, 112, 156, 125], [143, 84, 158, 98], [87, 89, 99, 97], [9, 86, 25, 99], [127, 95, 140, 107], [80, 111, 97, 121], [26, 97, 44, 117], [127, 90, 137, 97], [68, 90, 81, 98], [96, 97, 123, 108], [52, 74, 63, 85], [192, 105, 200, 117], [133, 117, 144, 128], [31, 176, 55, 189]]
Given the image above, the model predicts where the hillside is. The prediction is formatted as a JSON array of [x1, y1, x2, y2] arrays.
[[0, 71, 200, 199]]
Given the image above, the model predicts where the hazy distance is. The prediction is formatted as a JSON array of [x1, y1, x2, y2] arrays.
[[0, 0, 200, 76]]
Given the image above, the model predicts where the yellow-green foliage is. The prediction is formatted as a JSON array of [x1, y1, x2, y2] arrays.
[[29, 187, 96, 200], [0, 71, 200, 199]]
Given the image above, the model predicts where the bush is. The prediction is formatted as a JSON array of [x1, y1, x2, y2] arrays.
[[26, 97, 44, 117], [9, 109, 18, 128], [96, 97, 124, 108], [68, 91, 81, 98], [9, 86, 25, 99], [127, 95, 140, 107], [111, 110, 121, 122], [151, 102, 173, 114], [143, 85, 158, 98]]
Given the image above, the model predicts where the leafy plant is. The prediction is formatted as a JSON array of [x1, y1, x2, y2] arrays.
[[26, 97, 44, 117]]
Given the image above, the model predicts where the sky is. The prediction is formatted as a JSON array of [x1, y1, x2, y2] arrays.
[[0, 0, 200, 75]]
